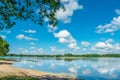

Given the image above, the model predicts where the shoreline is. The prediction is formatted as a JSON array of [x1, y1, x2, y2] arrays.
[[0, 60, 78, 80]]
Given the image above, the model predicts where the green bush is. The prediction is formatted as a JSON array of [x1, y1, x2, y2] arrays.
[[0, 36, 9, 56]]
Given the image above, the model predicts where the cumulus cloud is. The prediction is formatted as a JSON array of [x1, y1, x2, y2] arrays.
[[93, 42, 110, 49], [47, 0, 83, 32], [54, 30, 70, 38], [15, 47, 44, 54], [91, 39, 120, 54], [50, 46, 65, 54], [16, 34, 38, 41], [50, 46, 56, 52], [105, 39, 113, 43], [0, 35, 6, 39], [115, 9, 120, 15], [91, 42, 112, 53], [54, 30, 79, 50], [17, 48, 28, 54], [81, 41, 90, 47], [24, 29, 36, 33], [96, 16, 120, 33], [55, 0, 83, 23], [30, 48, 44, 54]]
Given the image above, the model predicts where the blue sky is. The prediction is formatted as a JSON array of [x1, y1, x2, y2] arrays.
[[0, 0, 120, 54]]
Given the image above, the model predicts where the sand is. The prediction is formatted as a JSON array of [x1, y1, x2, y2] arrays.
[[0, 60, 79, 80]]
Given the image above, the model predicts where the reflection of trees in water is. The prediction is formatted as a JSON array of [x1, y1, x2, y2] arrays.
[[56, 57, 99, 62]]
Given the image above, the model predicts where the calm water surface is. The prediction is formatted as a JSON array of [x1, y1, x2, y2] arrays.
[[0, 56, 120, 80]]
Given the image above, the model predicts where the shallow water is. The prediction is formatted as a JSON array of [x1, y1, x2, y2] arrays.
[[1, 56, 120, 80]]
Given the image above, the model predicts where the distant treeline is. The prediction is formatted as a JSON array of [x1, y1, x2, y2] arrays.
[[6, 53, 120, 57]]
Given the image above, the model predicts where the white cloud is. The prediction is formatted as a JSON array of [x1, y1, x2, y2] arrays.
[[17, 48, 28, 54], [30, 48, 44, 54], [96, 16, 120, 33], [81, 41, 90, 47], [55, 0, 83, 23], [105, 39, 113, 43], [115, 9, 120, 15], [91, 39, 120, 54], [0, 35, 6, 39], [16, 47, 44, 54], [24, 29, 36, 33], [54, 30, 79, 50], [59, 38, 69, 43], [47, 0, 83, 32], [93, 42, 109, 49], [16, 34, 38, 41], [54, 30, 70, 38], [50, 46, 65, 54], [68, 42, 78, 50], [50, 46, 57, 52], [34, 48, 44, 54]]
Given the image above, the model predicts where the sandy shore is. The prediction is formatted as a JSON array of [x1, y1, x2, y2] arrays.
[[0, 60, 79, 80]]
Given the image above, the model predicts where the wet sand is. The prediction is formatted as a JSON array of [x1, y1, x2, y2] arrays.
[[0, 60, 80, 80]]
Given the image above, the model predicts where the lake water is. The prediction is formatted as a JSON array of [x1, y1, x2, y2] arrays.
[[0, 56, 120, 80]]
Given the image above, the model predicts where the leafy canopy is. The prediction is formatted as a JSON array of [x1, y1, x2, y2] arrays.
[[0, 36, 9, 56], [0, 0, 63, 30]]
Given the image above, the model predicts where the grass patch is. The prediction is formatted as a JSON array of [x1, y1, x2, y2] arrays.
[[0, 75, 39, 80]]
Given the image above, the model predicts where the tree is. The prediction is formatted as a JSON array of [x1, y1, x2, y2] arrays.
[[0, 36, 9, 56], [0, 0, 63, 30]]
